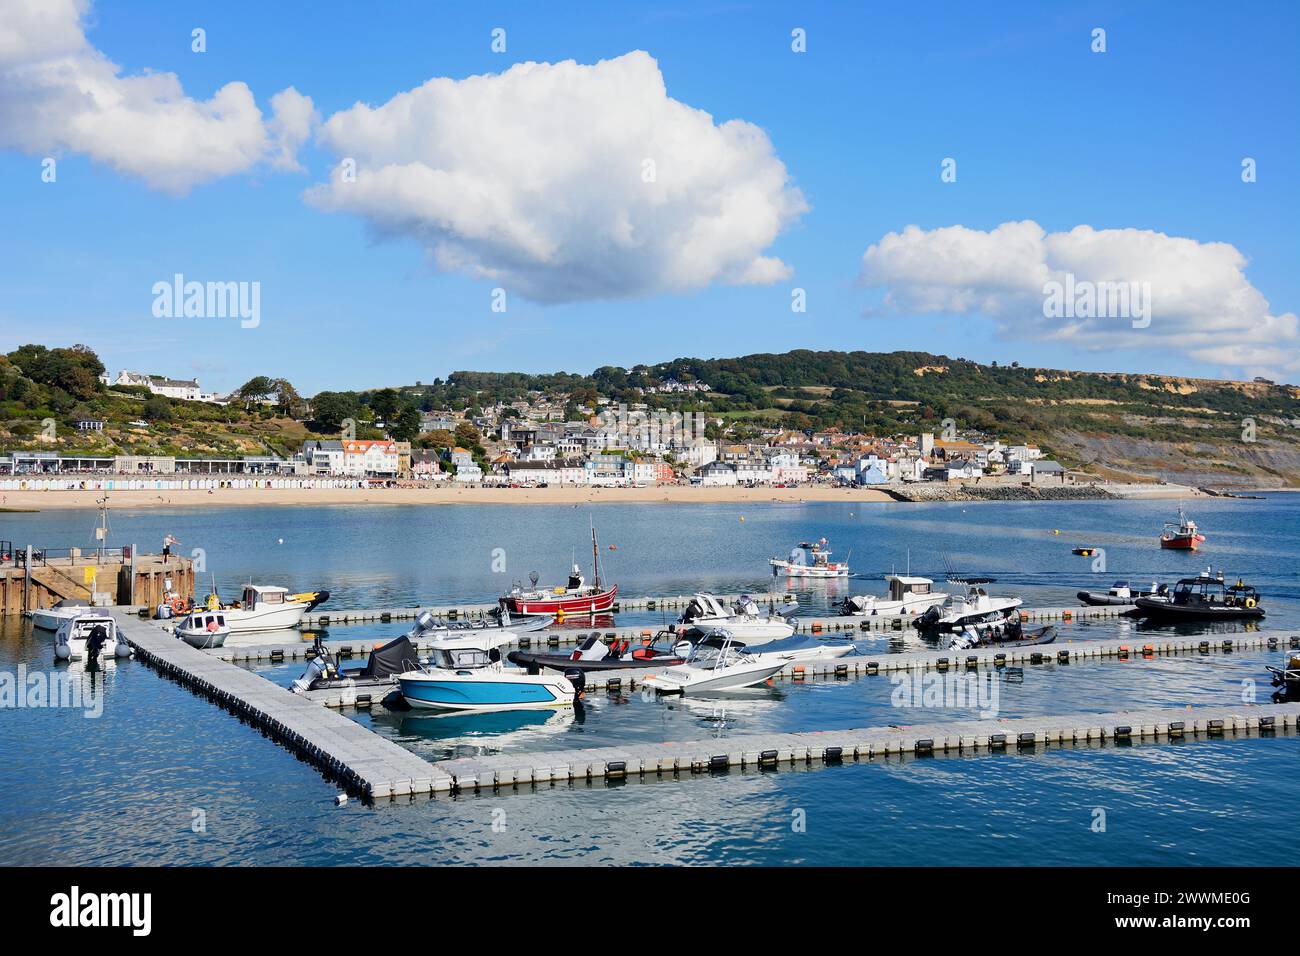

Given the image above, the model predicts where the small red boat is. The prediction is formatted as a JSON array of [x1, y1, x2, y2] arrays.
[[499, 527, 618, 615], [1159, 507, 1206, 550]]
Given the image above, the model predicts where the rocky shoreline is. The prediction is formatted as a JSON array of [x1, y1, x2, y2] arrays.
[[881, 483, 1117, 503]]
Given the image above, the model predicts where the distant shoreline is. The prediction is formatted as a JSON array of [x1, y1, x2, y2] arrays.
[[0, 481, 1225, 511]]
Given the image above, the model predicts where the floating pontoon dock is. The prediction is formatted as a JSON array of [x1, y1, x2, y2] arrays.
[[113, 610, 1300, 801], [278, 630, 1298, 707], [431, 701, 1300, 792], [300, 591, 788, 626], [112, 613, 453, 797]]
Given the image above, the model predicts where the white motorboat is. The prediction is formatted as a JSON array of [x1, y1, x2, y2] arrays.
[[742, 634, 856, 664], [913, 577, 1023, 637], [675, 593, 799, 641], [31, 598, 93, 632], [212, 584, 329, 633], [839, 575, 948, 617], [174, 610, 231, 649], [53, 610, 131, 662], [643, 630, 787, 694], [769, 538, 850, 578], [404, 609, 547, 650], [396, 641, 576, 712]]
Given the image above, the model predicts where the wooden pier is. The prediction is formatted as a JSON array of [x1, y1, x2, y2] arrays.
[[429, 702, 1300, 793], [111, 613, 450, 798], [1, 549, 192, 615]]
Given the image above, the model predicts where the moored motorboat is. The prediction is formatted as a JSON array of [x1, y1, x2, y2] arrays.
[[30, 598, 92, 632], [674, 593, 799, 641], [1131, 570, 1263, 622], [397, 644, 577, 712], [292, 634, 421, 697], [1076, 581, 1162, 606], [946, 623, 1056, 650], [499, 527, 617, 615], [1267, 653, 1300, 698], [1159, 507, 1206, 550], [53, 610, 131, 663], [508, 632, 688, 675], [642, 630, 787, 694], [769, 538, 850, 578], [174, 609, 231, 649], [913, 577, 1023, 639], [200, 584, 329, 633], [839, 575, 948, 617]]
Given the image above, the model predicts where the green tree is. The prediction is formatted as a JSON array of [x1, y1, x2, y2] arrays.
[[142, 396, 172, 421], [310, 391, 360, 432]]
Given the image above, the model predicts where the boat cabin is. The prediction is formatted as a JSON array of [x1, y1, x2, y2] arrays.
[[886, 575, 934, 600], [242, 585, 290, 607], [1170, 573, 1258, 609], [183, 611, 227, 631], [431, 646, 500, 671]]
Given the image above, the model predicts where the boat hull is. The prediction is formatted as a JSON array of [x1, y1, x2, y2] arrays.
[[645, 660, 785, 694], [31, 607, 84, 631], [397, 672, 573, 711], [769, 560, 849, 579], [1131, 598, 1263, 621], [221, 603, 310, 633], [499, 585, 618, 616], [176, 628, 229, 649], [1160, 534, 1205, 550]]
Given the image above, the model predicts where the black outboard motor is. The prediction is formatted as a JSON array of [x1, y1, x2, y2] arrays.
[[913, 605, 941, 632], [85, 626, 108, 668], [563, 667, 586, 701]]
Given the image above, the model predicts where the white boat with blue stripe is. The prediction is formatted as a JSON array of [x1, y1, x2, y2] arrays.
[[397, 644, 576, 713]]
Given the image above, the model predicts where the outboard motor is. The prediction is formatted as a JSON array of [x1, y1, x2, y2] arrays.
[[563, 667, 586, 701], [291, 637, 334, 694], [409, 610, 439, 637], [85, 626, 108, 668], [777, 599, 801, 618], [914, 605, 941, 632]]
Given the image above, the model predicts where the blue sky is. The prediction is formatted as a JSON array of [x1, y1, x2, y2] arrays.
[[1, 0, 1296, 394]]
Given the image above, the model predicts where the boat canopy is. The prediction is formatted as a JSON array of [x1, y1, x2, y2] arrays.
[[363, 636, 420, 679]]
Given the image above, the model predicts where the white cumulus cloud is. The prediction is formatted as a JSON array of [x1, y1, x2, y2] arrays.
[[305, 50, 806, 302], [0, 0, 315, 194], [859, 220, 1299, 379]]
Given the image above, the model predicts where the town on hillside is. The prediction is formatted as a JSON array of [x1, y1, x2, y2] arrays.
[[3, 355, 1066, 490]]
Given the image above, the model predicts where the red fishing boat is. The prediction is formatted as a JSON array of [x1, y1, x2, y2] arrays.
[[499, 526, 618, 615], [1159, 507, 1206, 550]]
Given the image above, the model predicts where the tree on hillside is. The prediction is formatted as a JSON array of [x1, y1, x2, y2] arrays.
[[7, 343, 105, 400], [389, 406, 422, 442], [236, 376, 277, 403], [142, 396, 172, 421], [370, 388, 400, 424], [274, 379, 307, 418], [454, 422, 480, 448], [310, 391, 361, 432]]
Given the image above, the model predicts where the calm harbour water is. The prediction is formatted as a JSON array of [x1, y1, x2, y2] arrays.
[[2, 494, 1298, 865]]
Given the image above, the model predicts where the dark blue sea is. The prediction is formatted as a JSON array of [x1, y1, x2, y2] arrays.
[[2, 494, 1298, 865]]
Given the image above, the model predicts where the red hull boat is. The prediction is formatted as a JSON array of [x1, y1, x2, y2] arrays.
[[1159, 507, 1206, 550], [499, 526, 618, 616]]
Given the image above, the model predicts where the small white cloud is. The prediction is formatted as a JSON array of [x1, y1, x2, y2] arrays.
[[859, 220, 1299, 378], [0, 0, 315, 194], [305, 50, 806, 302]]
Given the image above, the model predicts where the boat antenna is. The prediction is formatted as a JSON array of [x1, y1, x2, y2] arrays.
[[591, 519, 602, 590]]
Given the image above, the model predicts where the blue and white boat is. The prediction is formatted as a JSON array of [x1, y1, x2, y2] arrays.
[[396, 643, 576, 712]]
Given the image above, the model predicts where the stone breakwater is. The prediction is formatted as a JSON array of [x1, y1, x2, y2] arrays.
[[882, 483, 1115, 503]]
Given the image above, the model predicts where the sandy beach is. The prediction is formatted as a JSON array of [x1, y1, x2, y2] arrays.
[[0, 479, 1233, 512], [0, 484, 902, 511]]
